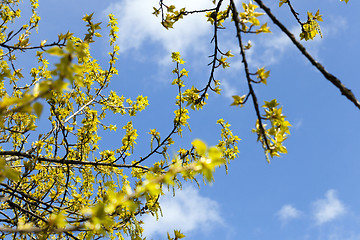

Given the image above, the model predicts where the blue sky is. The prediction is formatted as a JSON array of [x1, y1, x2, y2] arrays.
[[33, 0, 360, 239]]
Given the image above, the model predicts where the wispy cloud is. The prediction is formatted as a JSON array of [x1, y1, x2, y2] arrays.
[[321, 15, 347, 37], [245, 26, 298, 67], [247, 15, 347, 66], [276, 204, 302, 224], [312, 189, 346, 225], [328, 231, 360, 240], [220, 79, 238, 99], [293, 119, 303, 129], [103, 0, 214, 56], [142, 185, 223, 238]]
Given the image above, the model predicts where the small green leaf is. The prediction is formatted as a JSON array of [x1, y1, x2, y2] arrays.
[[192, 139, 207, 156], [46, 47, 64, 56], [231, 95, 246, 107], [174, 229, 186, 239], [33, 102, 43, 117]]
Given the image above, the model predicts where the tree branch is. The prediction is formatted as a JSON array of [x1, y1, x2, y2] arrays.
[[0, 151, 148, 170], [254, 0, 360, 110], [230, 0, 271, 151]]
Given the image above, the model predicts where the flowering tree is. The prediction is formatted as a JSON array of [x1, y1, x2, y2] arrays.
[[0, 0, 356, 239]]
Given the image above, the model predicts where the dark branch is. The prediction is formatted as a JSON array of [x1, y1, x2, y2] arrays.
[[254, 0, 360, 110], [230, 0, 271, 151], [0, 151, 148, 170]]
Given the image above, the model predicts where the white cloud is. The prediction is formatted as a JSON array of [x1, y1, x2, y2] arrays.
[[328, 231, 360, 240], [328, 232, 360, 240], [294, 119, 303, 129], [259, 31, 293, 63], [313, 189, 346, 225], [220, 79, 237, 99], [277, 204, 302, 224], [245, 16, 346, 67], [142, 185, 223, 238], [104, 0, 214, 56], [247, 15, 347, 66], [246, 26, 298, 66], [322, 16, 347, 37]]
